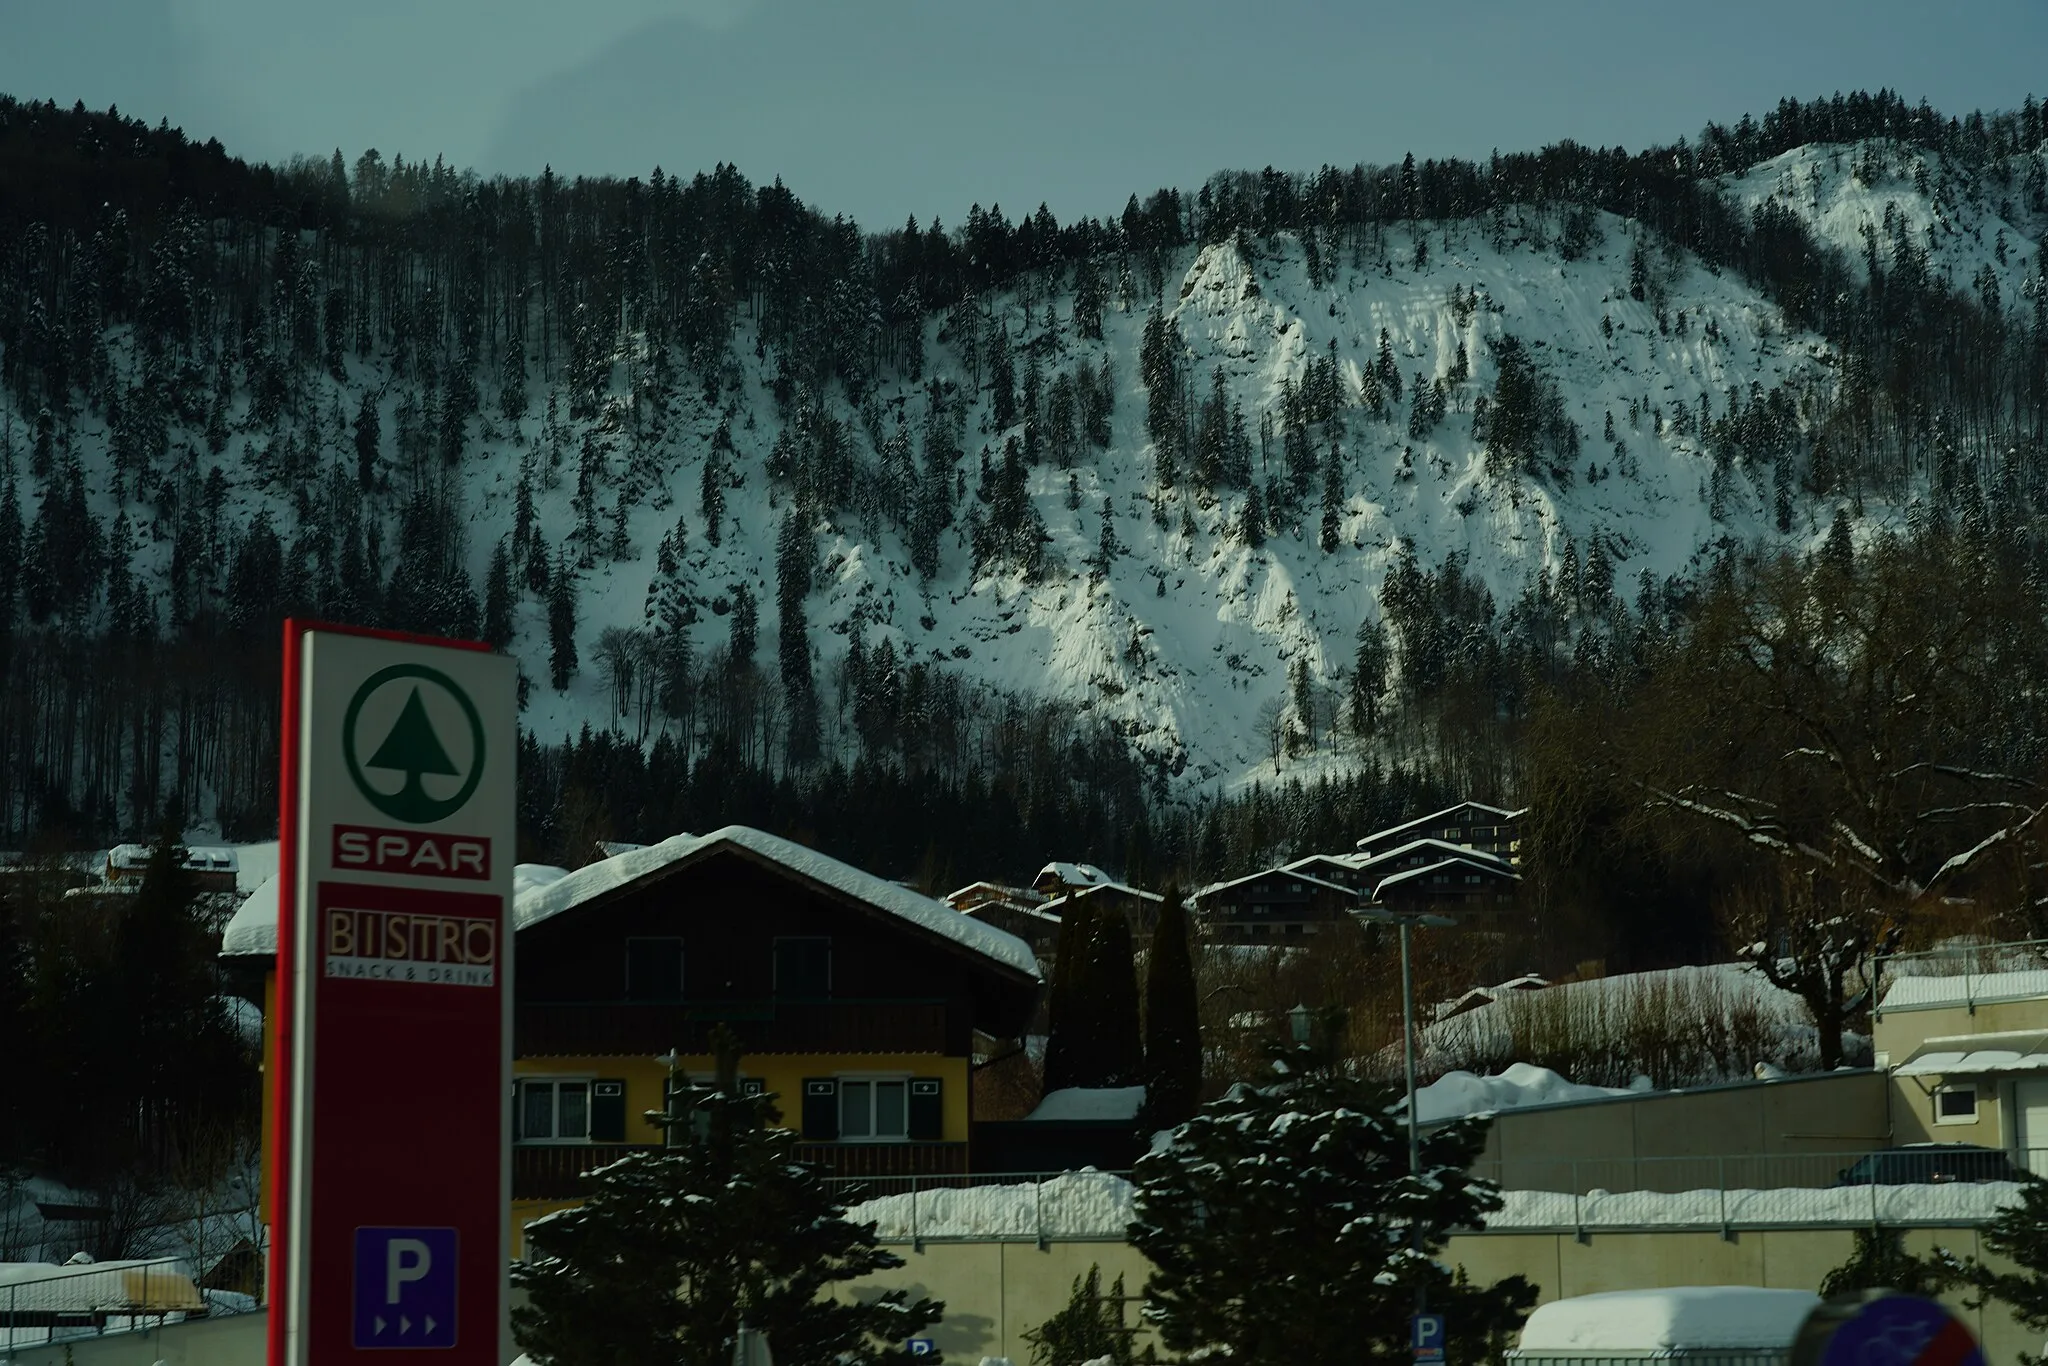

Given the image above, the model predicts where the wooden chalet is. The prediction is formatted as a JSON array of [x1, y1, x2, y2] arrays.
[[1190, 866, 1362, 942], [1353, 801, 1524, 863], [221, 826, 1042, 1256]]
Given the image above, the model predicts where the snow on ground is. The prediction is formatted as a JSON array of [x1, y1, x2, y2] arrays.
[[849, 1171, 1135, 1241], [1024, 1087, 1146, 1122], [1420, 962, 1836, 1082], [1415, 1063, 1648, 1123], [1514, 1286, 1820, 1352]]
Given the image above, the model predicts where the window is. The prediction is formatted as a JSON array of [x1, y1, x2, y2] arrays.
[[774, 937, 832, 997], [839, 1078, 909, 1140], [625, 937, 684, 1001], [1935, 1085, 1978, 1125], [516, 1079, 591, 1142]]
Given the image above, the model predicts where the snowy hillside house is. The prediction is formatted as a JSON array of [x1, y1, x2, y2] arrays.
[[1354, 801, 1524, 864], [1191, 866, 1363, 942], [104, 842, 240, 894], [219, 827, 1041, 1253], [1873, 948, 2048, 1166], [1032, 862, 1114, 899], [1040, 879, 1164, 943]]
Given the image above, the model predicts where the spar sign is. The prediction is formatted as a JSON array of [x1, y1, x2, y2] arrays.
[[269, 623, 515, 1366]]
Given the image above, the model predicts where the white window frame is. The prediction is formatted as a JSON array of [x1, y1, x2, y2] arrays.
[[1934, 1083, 1979, 1125], [515, 1075, 596, 1144], [835, 1072, 913, 1143]]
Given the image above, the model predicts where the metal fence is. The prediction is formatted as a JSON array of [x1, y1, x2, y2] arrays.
[[1468, 1147, 2046, 1237], [825, 1147, 2047, 1245], [0, 1251, 263, 1351]]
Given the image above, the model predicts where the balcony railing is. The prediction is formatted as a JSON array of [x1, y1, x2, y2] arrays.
[[513, 1140, 970, 1199], [516, 998, 951, 1056]]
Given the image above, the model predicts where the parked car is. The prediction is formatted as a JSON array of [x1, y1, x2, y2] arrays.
[[1833, 1143, 2031, 1186]]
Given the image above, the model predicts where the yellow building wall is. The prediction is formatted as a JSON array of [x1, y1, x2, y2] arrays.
[[510, 1053, 971, 1145], [508, 1053, 972, 1258], [1874, 997, 2048, 1147]]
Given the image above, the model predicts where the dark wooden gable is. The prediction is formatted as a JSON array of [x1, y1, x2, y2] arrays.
[[516, 846, 1039, 1049]]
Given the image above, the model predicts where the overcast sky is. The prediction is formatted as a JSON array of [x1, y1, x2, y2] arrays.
[[2, 1, 2040, 228]]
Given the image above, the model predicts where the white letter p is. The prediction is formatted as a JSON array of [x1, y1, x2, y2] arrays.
[[386, 1238, 432, 1305]]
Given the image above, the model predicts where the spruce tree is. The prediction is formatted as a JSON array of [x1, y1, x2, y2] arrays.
[[1085, 907, 1142, 1088], [1318, 452, 1343, 553], [1140, 887, 1201, 1129], [1131, 1068, 1536, 1366], [1023, 1266, 1132, 1366], [1932, 1177, 2048, 1343], [483, 541, 515, 650], [1040, 899, 1097, 1096], [514, 1035, 943, 1366], [547, 550, 578, 690]]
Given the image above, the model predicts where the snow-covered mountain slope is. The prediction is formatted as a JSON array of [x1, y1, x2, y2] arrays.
[[1724, 138, 2044, 299], [516, 208, 1832, 785], [28, 136, 2032, 793]]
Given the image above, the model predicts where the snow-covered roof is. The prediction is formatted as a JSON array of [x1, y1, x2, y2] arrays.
[[1024, 1086, 1145, 1122], [1354, 801, 1523, 851], [1045, 880, 1162, 908], [224, 830, 1038, 980], [1373, 856, 1521, 893], [1880, 968, 2048, 1013], [1191, 867, 1359, 903], [1893, 1029, 2048, 1077], [1035, 861, 1110, 888], [942, 880, 1044, 909], [1280, 853, 1366, 876], [516, 826, 1039, 979], [1350, 837, 1514, 874], [222, 875, 280, 957], [1513, 1287, 1819, 1353], [106, 843, 238, 872]]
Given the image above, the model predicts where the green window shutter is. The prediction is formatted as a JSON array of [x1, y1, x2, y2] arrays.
[[801, 1079, 839, 1139], [908, 1077, 943, 1141], [590, 1079, 627, 1142]]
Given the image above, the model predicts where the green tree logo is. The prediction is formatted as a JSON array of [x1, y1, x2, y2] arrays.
[[343, 664, 487, 824]]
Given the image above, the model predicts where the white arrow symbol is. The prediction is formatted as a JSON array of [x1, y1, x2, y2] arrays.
[[401, 1316, 413, 1335], [375, 1317, 387, 1335], [426, 1316, 437, 1336]]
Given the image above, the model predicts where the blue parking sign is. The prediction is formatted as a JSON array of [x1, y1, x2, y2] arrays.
[[353, 1226, 459, 1350], [1412, 1313, 1446, 1365]]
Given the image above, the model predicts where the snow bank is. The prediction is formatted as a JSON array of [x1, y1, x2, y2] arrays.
[[848, 1171, 1134, 1241], [1515, 1287, 1819, 1352], [1026, 1087, 1146, 1122], [1415, 1063, 1646, 1122]]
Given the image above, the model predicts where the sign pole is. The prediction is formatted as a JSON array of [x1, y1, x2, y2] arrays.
[[269, 622, 516, 1365]]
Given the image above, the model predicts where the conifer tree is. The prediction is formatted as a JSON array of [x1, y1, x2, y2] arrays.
[[1350, 617, 1389, 736], [1039, 899, 1096, 1095], [514, 1034, 943, 1366], [547, 549, 578, 689], [1140, 887, 1201, 1129], [1023, 1266, 1132, 1366], [1318, 452, 1343, 553], [730, 581, 759, 666], [483, 541, 516, 650], [777, 513, 818, 761], [1240, 483, 1265, 549], [1131, 1065, 1535, 1366]]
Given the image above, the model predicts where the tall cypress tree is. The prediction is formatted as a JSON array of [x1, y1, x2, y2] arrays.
[[1141, 887, 1201, 1129], [1040, 898, 1101, 1096], [1087, 907, 1142, 1088]]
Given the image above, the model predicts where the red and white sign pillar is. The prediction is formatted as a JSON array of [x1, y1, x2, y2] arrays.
[[269, 622, 516, 1364]]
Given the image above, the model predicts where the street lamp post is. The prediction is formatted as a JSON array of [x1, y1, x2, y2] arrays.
[[1350, 905, 1456, 1324]]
